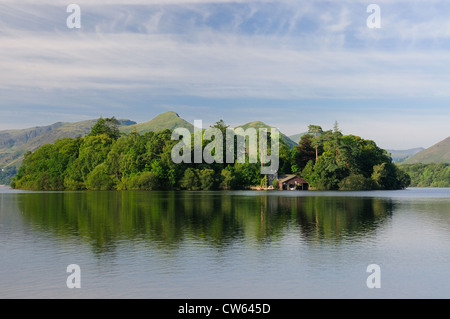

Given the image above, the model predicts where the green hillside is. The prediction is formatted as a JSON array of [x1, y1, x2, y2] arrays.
[[0, 111, 191, 173], [387, 147, 425, 163], [289, 132, 307, 144], [120, 111, 194, 135], [402, 136, 450, 164], [234, 121, 297, 148], [0, 119, 135, 169]]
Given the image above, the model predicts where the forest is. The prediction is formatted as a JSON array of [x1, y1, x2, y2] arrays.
[[398, 163, 449, 187], [10, 117, 411, 191], [292, 124, 410, 191]]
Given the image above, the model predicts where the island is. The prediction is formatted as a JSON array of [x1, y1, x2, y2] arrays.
[[9, 116, 411, 192]]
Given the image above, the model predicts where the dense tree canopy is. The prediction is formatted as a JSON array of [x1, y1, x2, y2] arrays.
[[398, 163, 449, 187], [291, 126, 411, 190], [11, 118, 411, 191], [12, 118, 288, 190]]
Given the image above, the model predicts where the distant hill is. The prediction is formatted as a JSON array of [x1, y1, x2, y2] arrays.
[[0, 119, 135, 169], [0, 111, 195, 170], [289, 132, 307, 144], [386, 147, 425, 163], [402, 136, 450, 164], [120, 111, 194, 135], [234, 121, 297, 148]]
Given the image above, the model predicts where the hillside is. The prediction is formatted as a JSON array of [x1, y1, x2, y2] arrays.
[[234, 121, 297, 148], [289, 132, 308, 144], [0, 111, 193, 171], [120, 111, 194, 135], [402, 136, 450, 164], [0, 119, 135, 169], [387, 147, 425, 163]]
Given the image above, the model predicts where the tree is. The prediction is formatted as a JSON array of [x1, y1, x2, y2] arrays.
[[372, 162, 410, 190], [371, 163, 388, 189], [12, 118, 412, 192], [180, 168, 200, 190], [260, 175, 268, 188], [199, 168, 216, 190], [301, 160, 315, 185], [272, 178, 278, 189], [75, 134, 113, 183], [397, 163, 448, 187], [211, 119, 229, 135], [308, 125, 323, 161], [339, 173, 373, 191], [292, 134, 316, 172], [233, 163, 260, 189], [86, 163, 115, 190], [138, 171, 159, 190], [298, 124, 411, 191], [89, 117, 120, 140], [220, 168, 235, 190]]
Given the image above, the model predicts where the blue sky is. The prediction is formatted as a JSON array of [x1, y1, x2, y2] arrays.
[[0, 0, 449, 149]]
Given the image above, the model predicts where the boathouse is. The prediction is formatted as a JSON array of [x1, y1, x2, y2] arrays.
[[277, 174, 309, 190]]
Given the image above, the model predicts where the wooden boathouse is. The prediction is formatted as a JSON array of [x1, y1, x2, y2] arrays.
[[277, 174, 309, 190]]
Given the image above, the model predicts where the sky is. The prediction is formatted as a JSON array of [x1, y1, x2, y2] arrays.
[[0, 0, 449, 150]]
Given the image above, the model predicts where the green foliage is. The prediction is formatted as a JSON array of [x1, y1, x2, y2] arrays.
[[220, 168, 235, 190], [137, 172, 160, 190], [291, 134, 315, 172], [272, 178, 278, 188], [300, 129, 410, 191], [88, 117, 120, 140], [233, 163, 260, 189], [11, 116, 293, 191], [0, 166, 17, 185], [13, 138, 81, 190], [12, 117, 415, 192], [180, 168, 200, 190], [86, 163, 115, 190], [199, 168, 216, 190], [260, 175, 268, 188], [398, 163, 449, 187], [339, 174, 373, 191]]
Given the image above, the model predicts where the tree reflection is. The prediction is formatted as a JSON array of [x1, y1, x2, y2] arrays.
[[17, 191, 394, 254]]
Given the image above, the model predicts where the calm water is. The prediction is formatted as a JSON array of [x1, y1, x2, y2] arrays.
[[0, 187, 449, 299]]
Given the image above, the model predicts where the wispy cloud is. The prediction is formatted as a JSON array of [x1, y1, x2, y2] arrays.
[[2, 30, 450, 99], [3, 1, 450, 97], [0, 0, 449, 148]]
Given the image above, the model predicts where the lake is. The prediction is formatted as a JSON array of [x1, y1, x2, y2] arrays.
[[0, 186, 449, 299]]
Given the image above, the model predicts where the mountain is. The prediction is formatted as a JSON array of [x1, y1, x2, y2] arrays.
[[234, 121, 297, 148], [402, 136, 450, 164], [289, 132, 307, 144], [120, 111, 194, 135], [0, 111, 193, 170], [386, 147, 425, 163], [0, 119, 135, 169]]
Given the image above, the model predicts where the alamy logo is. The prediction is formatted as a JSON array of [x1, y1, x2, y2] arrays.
[[66, 264, 81, 288], [367, 4, 381, 29], [171, 120, 279, 174], [366, 264, 381, 289], [66, 4, 81, 29]]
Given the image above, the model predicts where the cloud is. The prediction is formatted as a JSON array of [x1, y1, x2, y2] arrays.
[[2, 28, 450, 101], [0, 0, 449, 149]]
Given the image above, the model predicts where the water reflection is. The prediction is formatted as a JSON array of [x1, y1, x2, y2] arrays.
[[15, 191, 394, 255]]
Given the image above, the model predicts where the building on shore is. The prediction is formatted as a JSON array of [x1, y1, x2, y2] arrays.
[[277, 174, 309, 190]]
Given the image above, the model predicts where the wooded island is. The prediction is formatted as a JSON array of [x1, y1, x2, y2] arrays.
[[11, 117, 411, 191]]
